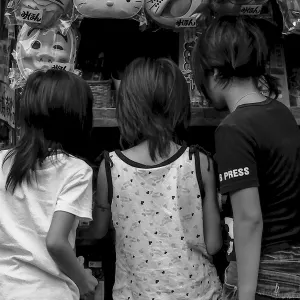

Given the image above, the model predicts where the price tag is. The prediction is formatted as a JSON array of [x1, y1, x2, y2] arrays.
[[20, 7, 43, 24]]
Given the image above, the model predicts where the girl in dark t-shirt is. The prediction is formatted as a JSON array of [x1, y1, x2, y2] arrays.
[[192, 16, 300, 300]]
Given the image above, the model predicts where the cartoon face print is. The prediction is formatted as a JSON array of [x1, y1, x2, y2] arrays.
[[74, 0, 144, 19], [16, 24, 76, 78], [145, 0, 209, 28]]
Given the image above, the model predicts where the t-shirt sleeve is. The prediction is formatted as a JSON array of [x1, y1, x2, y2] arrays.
[[55, 165, 93, 221], [215, 124, 259, 194]]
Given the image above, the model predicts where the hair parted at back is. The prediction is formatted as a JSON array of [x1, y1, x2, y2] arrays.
[[3, 69, 94, 193], [192, 15, 279, 99], [116, 57, 191, 161]]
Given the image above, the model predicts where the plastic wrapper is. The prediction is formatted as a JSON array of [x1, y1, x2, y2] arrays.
[[5, 0, 77, 33], [145, 0, 210, 29], [10, 23, 79, 89], [277, 0, 300, 34], [73, 0, 147, 28], [210, 0, 275, 24]]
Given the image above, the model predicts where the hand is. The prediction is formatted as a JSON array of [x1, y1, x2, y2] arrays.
[[77, 256, 98, 299], [79, 268, 98, 299]]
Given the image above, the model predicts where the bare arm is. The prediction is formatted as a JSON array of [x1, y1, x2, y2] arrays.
[[201, 155, 223, 255], [89, 160, 111, 239], [46, 212, 96, 295], [230, 187, 263, 300]]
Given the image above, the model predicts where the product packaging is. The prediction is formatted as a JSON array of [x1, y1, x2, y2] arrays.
[[178, 15, 212, 107], [210, 0, 275, 25], [5, 0, 77, 33], [10, 23, 78, 89], [145, 0, 210, 29], [73, 0, 147, 29]]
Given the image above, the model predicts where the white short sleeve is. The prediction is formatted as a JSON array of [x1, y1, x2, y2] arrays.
[[55, 165, 93, 221]]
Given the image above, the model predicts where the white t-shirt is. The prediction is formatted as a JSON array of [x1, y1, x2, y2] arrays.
[[0, 150, 93, 300]]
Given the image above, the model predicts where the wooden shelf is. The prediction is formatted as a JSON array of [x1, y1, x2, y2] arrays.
[[93, 107, 300, 127], [93, 107, 229, 127]]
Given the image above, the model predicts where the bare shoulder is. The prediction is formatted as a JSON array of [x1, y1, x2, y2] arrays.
[[197, 151, 215, 183]]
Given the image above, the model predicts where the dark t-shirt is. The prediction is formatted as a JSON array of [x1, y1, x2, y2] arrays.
[[214, 98, 300, 261]]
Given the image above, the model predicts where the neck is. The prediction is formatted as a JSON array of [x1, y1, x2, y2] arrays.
[[224, 80, 265, 113]]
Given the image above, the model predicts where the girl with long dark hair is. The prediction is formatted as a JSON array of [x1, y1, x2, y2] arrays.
[[0, 69, 98, 300]]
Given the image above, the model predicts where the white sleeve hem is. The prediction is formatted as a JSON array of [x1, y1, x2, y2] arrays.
[[55, 206, 93, 222]]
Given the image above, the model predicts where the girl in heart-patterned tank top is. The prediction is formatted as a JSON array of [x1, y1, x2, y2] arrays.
[[90, 57, 222, 300]]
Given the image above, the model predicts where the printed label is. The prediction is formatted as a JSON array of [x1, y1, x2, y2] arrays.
[[240, 5, 262, 15], [20, 7, 43, 23], [51, 63, 71, 71], [219, 167, 250, 182], [175, 17, 197, 28], [89, 261, 102, 268]]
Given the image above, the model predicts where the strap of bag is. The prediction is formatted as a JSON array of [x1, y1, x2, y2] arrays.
[[189, 145, 212, 200], [95, 151, 113, 205]]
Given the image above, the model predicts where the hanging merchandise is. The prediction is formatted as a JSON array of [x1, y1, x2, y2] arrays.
[[73, 0, 147, 28], [258, 43, 290, 107], [145, 0, 210, 29], [210, 0, 275, 24], [178, 13, 212, 107], [9, 23, 78, 89], [5, 0, 76, 33], [0, 82, 15, 128], [276, 0, 300, 34]]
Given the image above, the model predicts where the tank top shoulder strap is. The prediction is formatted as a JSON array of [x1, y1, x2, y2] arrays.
[[95, 151, 114, 205], [188, 145, 213, 200]]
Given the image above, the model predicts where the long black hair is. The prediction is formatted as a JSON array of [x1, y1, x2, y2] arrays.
[[192, 15, 279, 101], [3, 69, 93, 193], [116, 57, 191, 162]]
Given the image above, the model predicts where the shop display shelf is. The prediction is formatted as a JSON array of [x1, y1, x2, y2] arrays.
[[93, 107, 229, 127], [93, 106, 300, 127]]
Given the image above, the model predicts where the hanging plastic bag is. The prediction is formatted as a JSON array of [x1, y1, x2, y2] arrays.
[[145, 0, 210, 29], [10, 23, 79, 89], [73, 0, 147, 28], [210, 0, 275, 25], [276, 0, 300, 34], [5, 0, 77, 33]]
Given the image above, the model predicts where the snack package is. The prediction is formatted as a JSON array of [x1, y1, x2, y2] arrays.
[[145, 0, 210, 29], [5, 0, 76, 33], [178, 15, 212, 107], [10, 23, 78, 89], [276, 0, 300, 34], [74, 0, 147, 28], [210, 0, 275, 24]]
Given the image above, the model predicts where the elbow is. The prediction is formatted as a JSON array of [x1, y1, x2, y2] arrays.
[[235, 214, 263, 233], [46, 236, 66, 256]]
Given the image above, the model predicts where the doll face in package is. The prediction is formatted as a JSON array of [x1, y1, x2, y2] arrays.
[[145, 0, 210, 28], [15, 0, 72, 29], [16, 24, 77, 79], [74, 0, 143, 19]]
